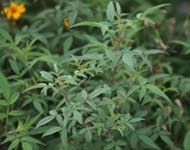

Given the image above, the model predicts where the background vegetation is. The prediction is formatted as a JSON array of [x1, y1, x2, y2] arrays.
[[0, 0, 190, 150]]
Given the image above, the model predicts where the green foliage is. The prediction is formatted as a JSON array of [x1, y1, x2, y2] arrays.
[[0, 0, 189, 150]]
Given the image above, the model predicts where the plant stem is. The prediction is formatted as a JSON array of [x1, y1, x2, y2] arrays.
[[5, 105, 10, 131]]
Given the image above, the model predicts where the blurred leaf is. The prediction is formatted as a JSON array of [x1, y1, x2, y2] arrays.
[[89, 85, 111, 99], [36, 116, 55, 128], [73, 111, 83, 124], [42, 126, 62, 137], [0, 29, 13, 42], [40, 71, 53, 82], [22, 142, 32, 150], [9, 92, 20, 105], [106, 1, 115, 22], [9, 111, 24, 116], [147, 84, 171, 103], [0, 72, 10, 99], [8, 139, 20, 150], [139, 135, 160, 149], [184, 130, 190, 150]]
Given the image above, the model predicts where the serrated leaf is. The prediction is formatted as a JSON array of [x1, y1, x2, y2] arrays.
[[127, 85, 139, 97], [9, 92, 20, 104], [89, 85, 110, 99], [40, 71, 53, 82], [146, 84, 171, 103], [73, 111, 83, 124], [139, 86, 147, 101], [105, 49, 121, 65], [0, 72, 10, 99], [85, 129, 92, 142], [130, 118, 144, 123], [42, 126, 62, 137], [22, 136, 44, 145], [87, 101, 97, 110], [139, 135, 160, 149], [160, 135, 173, 147], [36, 116, 55, 128], [81, 90, 88, 100], [122, 52, 136, 71], [9, 59, 20, 74], [8, 139, 20, 150], [106, 1, 115, 22]]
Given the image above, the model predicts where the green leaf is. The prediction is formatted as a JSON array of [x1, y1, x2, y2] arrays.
[[42, 126, 62, 137], [81, 90, 88, 100], [85, 129, 92, 142], [130, 118, 144, 123], [139, 135, 160, 149], [9, 110, 24, 116], [143, 3, 171, 17], [3, 135, 16, 144], [184, 130, 190, 150], [122, 52, 136, 71], [23, 83, 47, 93], [105, 49, 121, 65], [73, 111, 83, 124], [0, 29, 13, 42], [139, 86, 147, 101], [146, 84, 171, 103], [71, 22, 109, 36], [115, 146, 122, 150], [115, 2, 121, 14], [22, 136, 44, 145], [87, 101, 97, 110], [9, 92, 20, 105], [60, 130, 68, 148], [89, 85, 110, 99], [145, 49, 165, 55], [127, 85, 139, 97], [64, 36, 73, 52], [9, 59, 20, 74], [0, 100, 9, 106], [8, 139, 20, 150], [40, 71, 53, 82], [160, 135, 173, 147], [36, 116, 55, 128], [126, 123, 135, 131], [33, 101, 44, 113], [0, 113, 7, 119], [49, 110, 57, 116], [106, 1, 115, 22], [130, 133, 138, 149], [0, 72, 10, 99], [104, 142, 115, 149], [22, 142, 32, 150]]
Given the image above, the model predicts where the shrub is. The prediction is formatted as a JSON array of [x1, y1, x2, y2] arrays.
[[0, 1, 190, 150]]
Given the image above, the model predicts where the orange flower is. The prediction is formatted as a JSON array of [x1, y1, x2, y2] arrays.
[[64, 18, 70, 29], [2, 2, 26, 21]]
